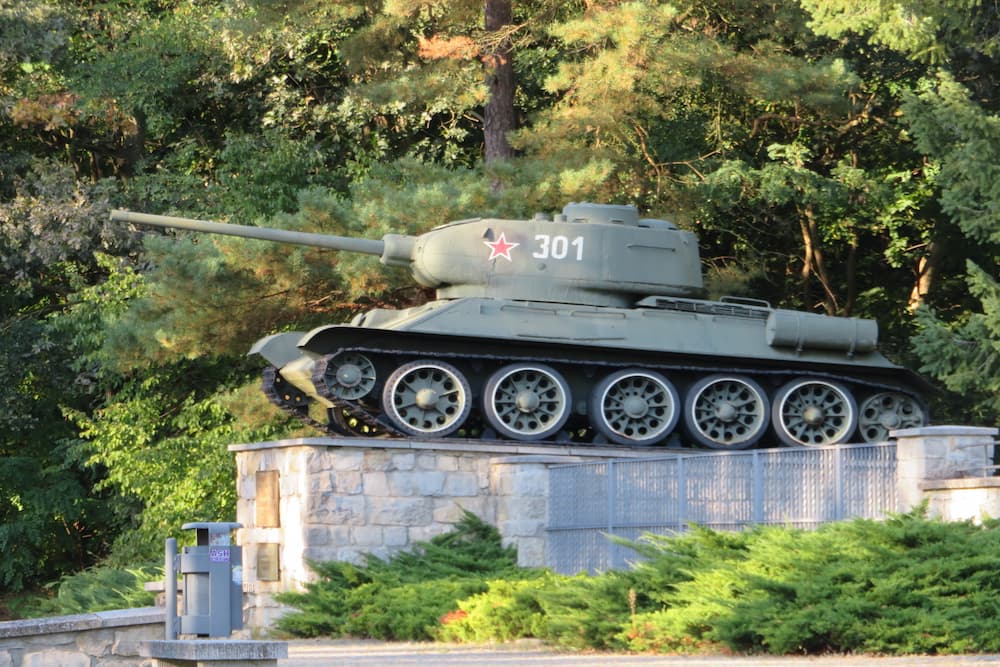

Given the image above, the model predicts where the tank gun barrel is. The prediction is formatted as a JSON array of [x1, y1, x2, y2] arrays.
[[110, 209, 408, 260]]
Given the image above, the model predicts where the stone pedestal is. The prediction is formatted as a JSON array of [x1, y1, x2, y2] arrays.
[[893, 425, 999, 517], [229, 436, 653, 631]]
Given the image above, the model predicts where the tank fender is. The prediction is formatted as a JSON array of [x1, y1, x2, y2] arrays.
[[766, 310, 878, 354], [248, 331, 307, 368]]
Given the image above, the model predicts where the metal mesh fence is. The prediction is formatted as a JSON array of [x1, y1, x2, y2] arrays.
[[546, 443, 897, 573]]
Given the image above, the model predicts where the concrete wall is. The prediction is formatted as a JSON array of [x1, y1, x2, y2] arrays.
[[893, 425, 1000, 521], [230, 437, 654, 630], [0, 607, 162, 667]]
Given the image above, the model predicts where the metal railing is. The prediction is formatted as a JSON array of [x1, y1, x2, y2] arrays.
[[546, 442, 897, 574]]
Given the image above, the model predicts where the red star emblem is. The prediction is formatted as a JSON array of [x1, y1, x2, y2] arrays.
[[484, 232, 519, 261]]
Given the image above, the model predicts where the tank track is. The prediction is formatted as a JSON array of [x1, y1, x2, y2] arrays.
[[261, 366, 343, 435], [264, 344, 926, 449]]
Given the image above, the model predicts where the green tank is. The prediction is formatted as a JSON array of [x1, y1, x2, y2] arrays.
[[110, 204, 929, 449]]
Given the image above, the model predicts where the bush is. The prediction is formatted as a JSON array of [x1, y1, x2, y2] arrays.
[[275, 510, 525, 640], [435, 575, 552, 643], [48, 564, 160, 615], [623, 512, 1000, 655], [276, 510, 1000, 655]]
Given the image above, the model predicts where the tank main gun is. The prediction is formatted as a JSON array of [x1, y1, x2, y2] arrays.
[[111, 204, 706, 307], [109, 209, 415, 266]]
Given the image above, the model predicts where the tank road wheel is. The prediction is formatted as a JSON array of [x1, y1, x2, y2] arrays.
[[328, 408, 382, 437], [858, 392, 927, 443], [483, 364, 572, 441], [772, 378, 858, 447], [313, 352, 377, 401], [685, 374, 770, 450], [381, 360, 471, 438], [589, 369, 679, 446]]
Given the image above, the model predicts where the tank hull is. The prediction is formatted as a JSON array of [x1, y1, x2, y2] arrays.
[[255, 297, 928, 450]]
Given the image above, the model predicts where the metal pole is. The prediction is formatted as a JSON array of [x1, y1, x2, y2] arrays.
[[752, 450, 764, 524], [834, 445, 845, 521], [677, 456, 686, 529], [607, 461, 617, 569], [165, 537, 178, 640]]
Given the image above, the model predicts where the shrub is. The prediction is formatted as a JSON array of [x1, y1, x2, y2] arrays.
[[623, 512, 1000, 655], [49, 564, 160, 615], [276, 509, 1000, 655], [435, 574, 552, 643], [275, 510, 524, 640]]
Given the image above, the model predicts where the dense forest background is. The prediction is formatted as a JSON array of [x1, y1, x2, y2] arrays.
[[1, 0, 998, 593]]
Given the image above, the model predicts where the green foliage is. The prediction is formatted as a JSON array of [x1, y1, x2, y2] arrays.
[[621, 513, 1000, 655], [913, 263, 1000, 425], [47, 564, 160, 615], [0, 166, 140, 592], [278, 513, 1000, 655], [901, 75, 1000, 425], [802, 0, 999, 65], [275, 510, 522, 640], [67, 363, 292, 564], [435, 576, 551, 643]]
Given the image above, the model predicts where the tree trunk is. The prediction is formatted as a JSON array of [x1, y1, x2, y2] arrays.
[[483, 0, 515, 165], [799, 206, 839, 315], [908, 240, 941, 311], [843, 234, 858, 316]]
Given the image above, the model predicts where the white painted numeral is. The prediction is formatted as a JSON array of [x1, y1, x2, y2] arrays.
[[532, 234, 584, 261]]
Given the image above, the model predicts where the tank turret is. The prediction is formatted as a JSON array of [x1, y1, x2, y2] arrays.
[[111, 204, 703, 308], [112, 203, 928, 450]]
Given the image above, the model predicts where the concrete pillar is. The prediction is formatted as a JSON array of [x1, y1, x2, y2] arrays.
[[893, 425, 999, 514], [489, 456, 561, 568]]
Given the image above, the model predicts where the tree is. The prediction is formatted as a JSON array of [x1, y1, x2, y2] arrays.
[[801, 1, 1000, 423], [905, 75, 1000, 424], [0, 163, 139, 590]]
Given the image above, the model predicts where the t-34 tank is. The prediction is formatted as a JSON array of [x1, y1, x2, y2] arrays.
[[110, 203, 929, 449]]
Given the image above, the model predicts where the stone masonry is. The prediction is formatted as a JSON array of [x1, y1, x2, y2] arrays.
[[0, 607, 163, 667], [893, 425, 1000, 522], [230, 437, 652, 631]]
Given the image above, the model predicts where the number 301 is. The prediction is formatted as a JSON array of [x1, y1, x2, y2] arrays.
[[533, 234, 584, 261]]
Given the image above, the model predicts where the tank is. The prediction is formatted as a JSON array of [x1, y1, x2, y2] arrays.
[[110, 204, 929, 449]]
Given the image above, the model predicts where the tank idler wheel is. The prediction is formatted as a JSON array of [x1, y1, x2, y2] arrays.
[[772, 378, 858, 447], [483, 363, 572, 441], [314, 352, 377, 401], [381, 360, 471, 438], [685, 374, 769, 450], [590, 369, 679, 446], [262, 367, 309, 411], [858, 392, 927, 443]]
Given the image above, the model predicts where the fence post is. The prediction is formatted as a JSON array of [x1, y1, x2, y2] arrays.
[[834, 445, 844, 521], [677, 456, 686, 529], [752, 451, 763, 524], [607, 461, 617, 569]]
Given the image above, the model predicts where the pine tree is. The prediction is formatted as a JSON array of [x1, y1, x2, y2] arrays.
[[802, 1, 1000, 424]]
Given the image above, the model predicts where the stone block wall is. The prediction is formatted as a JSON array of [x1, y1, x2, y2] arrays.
[[893, 425, 999, 514], [230, 437, 650, 631], [893, 425, 1000, 523], [0, 607, 163, 667]]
